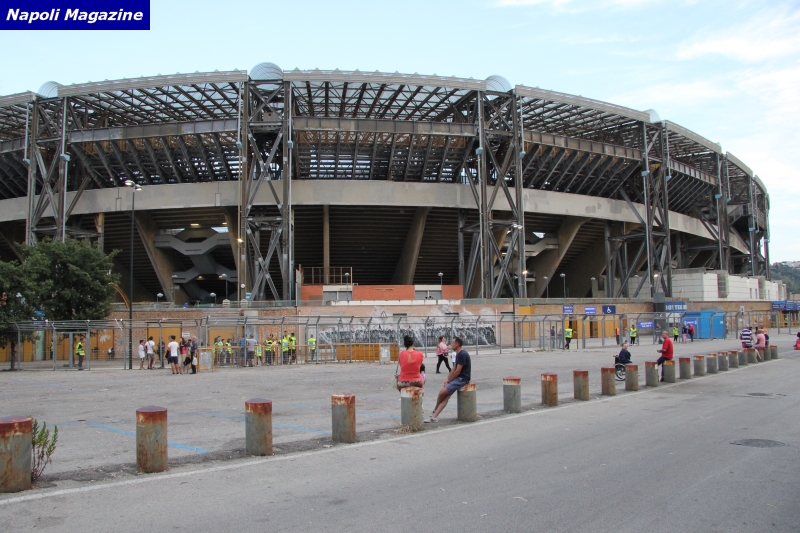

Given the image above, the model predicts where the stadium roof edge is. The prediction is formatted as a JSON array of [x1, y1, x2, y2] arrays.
[[283, 68, 486, 91], [663, 120, 722, 154], [55, 71, 249, 97], [726, 151, 753, 177], [514, 84, 650, 123], [0, 91, 36, 109]]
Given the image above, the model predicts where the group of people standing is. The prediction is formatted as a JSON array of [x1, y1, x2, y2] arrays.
[[213, 332, 317, 367]]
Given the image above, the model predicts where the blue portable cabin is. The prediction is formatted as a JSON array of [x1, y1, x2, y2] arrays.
[[683, 310, 726, 339]]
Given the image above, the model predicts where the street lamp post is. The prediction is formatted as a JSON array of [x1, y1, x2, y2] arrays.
[[156, 292, 163, 307], [438, 272, 443, 297], [220, 273, 228, 301], [124, 179, 141, 370], [590, 277, 596, 298], [512, 274, 518, 348], [543, 276, 549, 299], [560, 272, 566, 300], [210, 292, 216, 305], [344, 272, 350, 299]]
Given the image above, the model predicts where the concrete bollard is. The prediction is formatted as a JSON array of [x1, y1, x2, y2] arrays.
[[573, 370, 589, 401], [728, 350, 739, 368], [746, 348, 757, 364], [136, 406, 168, 474], [738, 350, 747, 366], [645, 361, 659, 387], [331, 394, 356, 443], [503, 377, 522, 413], [706, 354, 718, 374], [694, 355, 706, 376], [718, 352, 729, 371], [755, 348, 765, 362], [771, 345, 779, 359], [457, 383, 478, 422], [663, 360, 676, 383], [245, 398, 273, 456], [541, 373, 558, 407], [679, 357, 692, 379], [0, 416, 32, 493], [400, 387, 423, 429], [625, 364, 639, 391], [762, 347, 771, 361], [600, 367, 616, 396]]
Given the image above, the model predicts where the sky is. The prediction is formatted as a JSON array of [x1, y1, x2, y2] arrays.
[[1, 0, 798, 261]]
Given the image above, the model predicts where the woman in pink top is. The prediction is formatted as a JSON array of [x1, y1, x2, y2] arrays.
[[435, 336, 451, 374], [397, 336, 424, 391], [754, 329, 766, 349]]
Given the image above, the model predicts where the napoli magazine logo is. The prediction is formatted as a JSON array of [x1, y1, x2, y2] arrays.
[[2, 1, 150, 29]]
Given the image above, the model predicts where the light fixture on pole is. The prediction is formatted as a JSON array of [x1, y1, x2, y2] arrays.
[[590, 277, 596, 297], [171, 274, 178, 303], [560, 272, 566, 299], [124, 179, 141, 370], [543, 276, 549, 299], [220, 273, 228, 300], [210, 292, 216, 305], [156, 292, 163, 306], [344, 272, 350, 298], [438, 272, 443, 297]]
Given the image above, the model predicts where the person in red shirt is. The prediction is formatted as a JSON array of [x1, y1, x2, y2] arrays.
[[656, 330, 673, 382], [396, 336, 424, 391]]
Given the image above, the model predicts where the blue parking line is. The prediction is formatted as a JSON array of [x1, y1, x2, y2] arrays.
[[204, 412, 331, 435], [83, 421, 208, 453]]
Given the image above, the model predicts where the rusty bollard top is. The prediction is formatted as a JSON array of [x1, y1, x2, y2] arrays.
[[0, 416, 32, 437], [600, 367, 615, 374], [503, 376, 521, 386], [245, 399, 273, 414], [645, 361, 658, 368], [332, 394, 355, 406], [625, 364, 638, 370], [541, 373, 557, 382], [136, 406, 167, 423], [693, 355, 705, 360], [729, 350, 739, 355], [679, 357, 691, 362], [460, 382, 477, 392], [663, 359, 674, 365], [400, 387, 423, 399], [573, 369, 589, 377]]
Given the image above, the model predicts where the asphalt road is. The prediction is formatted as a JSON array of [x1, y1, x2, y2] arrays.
[[2, 345, 798, 532]]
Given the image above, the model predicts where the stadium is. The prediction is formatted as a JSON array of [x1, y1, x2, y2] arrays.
[[0, 62, 777, 307]]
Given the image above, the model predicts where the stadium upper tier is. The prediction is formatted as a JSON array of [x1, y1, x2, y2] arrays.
[[0, 64, 771, 301]]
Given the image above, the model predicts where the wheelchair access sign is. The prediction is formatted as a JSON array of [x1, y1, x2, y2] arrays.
[[602, 305, 616, 315]]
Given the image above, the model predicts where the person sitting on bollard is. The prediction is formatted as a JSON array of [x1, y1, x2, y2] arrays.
[[615, 343, 632, 365], [794, 332, 800, 350], [425, 336, 471, 423], [740, 325, 753, 349], [655, 330, 673, 382], [396, 335, 424, 391], [435, 336, 451, 374]]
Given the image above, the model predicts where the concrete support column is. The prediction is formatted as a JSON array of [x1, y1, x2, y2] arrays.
[[645, 361, 658, 387], [323, 204, 330, 284], [400, 387, 423, 430], [663, 360, 676, 383], [718, 352, 729, 371], [729, 350, 739, 368], [600, 367, 616, 396], [0, 416, 32, 493], [503, 377, 522, 413], [573, 370, 589, 401], [135, 213, 180, 301], [392, 206, 431, 285], [679, 357, 692, 379], [136, 406, 168, 473], [541, 373, 558, 406], [457, 383, 477, 422], [625, 364, 639, 391], [694, 355, 706, 376], [331, 394, 356, 443], [245, 398, 273, 456], [528, 216, 586, 297], [706, 354, 718, 374]]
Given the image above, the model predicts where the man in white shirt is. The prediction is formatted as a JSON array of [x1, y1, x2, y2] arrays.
[[167, 335, 180, 375], [146, 336, 156, 370]]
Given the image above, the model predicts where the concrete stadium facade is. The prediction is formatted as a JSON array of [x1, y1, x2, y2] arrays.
[[0, 63, 772, 304]]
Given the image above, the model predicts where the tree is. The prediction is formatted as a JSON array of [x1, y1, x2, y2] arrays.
[[21, 239, 119, 321], [0, 260, 40, 369]]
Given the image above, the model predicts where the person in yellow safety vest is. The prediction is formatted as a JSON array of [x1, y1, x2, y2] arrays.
[[224, 339, 233, 365], [672, 324, 679, 342], [255, 342, 263, 366], [75, 335, 86, 370], [564, 327, 573, 350], [629, 325, 638, 345], [289, 332, 297, 363], [308, 335, 317, 363], [281, 333, 290, 365], [267, 334, 276, 365]]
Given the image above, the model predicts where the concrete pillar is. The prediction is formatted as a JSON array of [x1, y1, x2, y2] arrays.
[[457, 383, 477, 422], [645, 361, 658, 387], [694, 355, 706, 376], [718, 352, 729, 371], [331, 394, 356, 443], [771, 345, 779, 359], [503, 377, 522, 413], [600, 367, 616, 396], [400, 387, 423, 429], [679, 357, 691, 379], [729, 350, 739, 368], [573, 370, 589, 401], [706, 354, 718, 374], [529, 216, 587, 297], [135, 213, 180, 302], [541, 373, 558, 406], [245, 398, 273, 456], [755, 348, 765, 362], [323, 204, 330, 284], [663, 360, 676, 383], [0, 416, 32, 493], [136, 406, 168, 473], [391, 206, 431, 285], [746, 348, 757, 364], [738, 350, 748, 366], [625, 364, 639, 391]]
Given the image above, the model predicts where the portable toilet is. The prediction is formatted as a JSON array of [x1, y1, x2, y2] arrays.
[[683, 310, 725, 339]]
